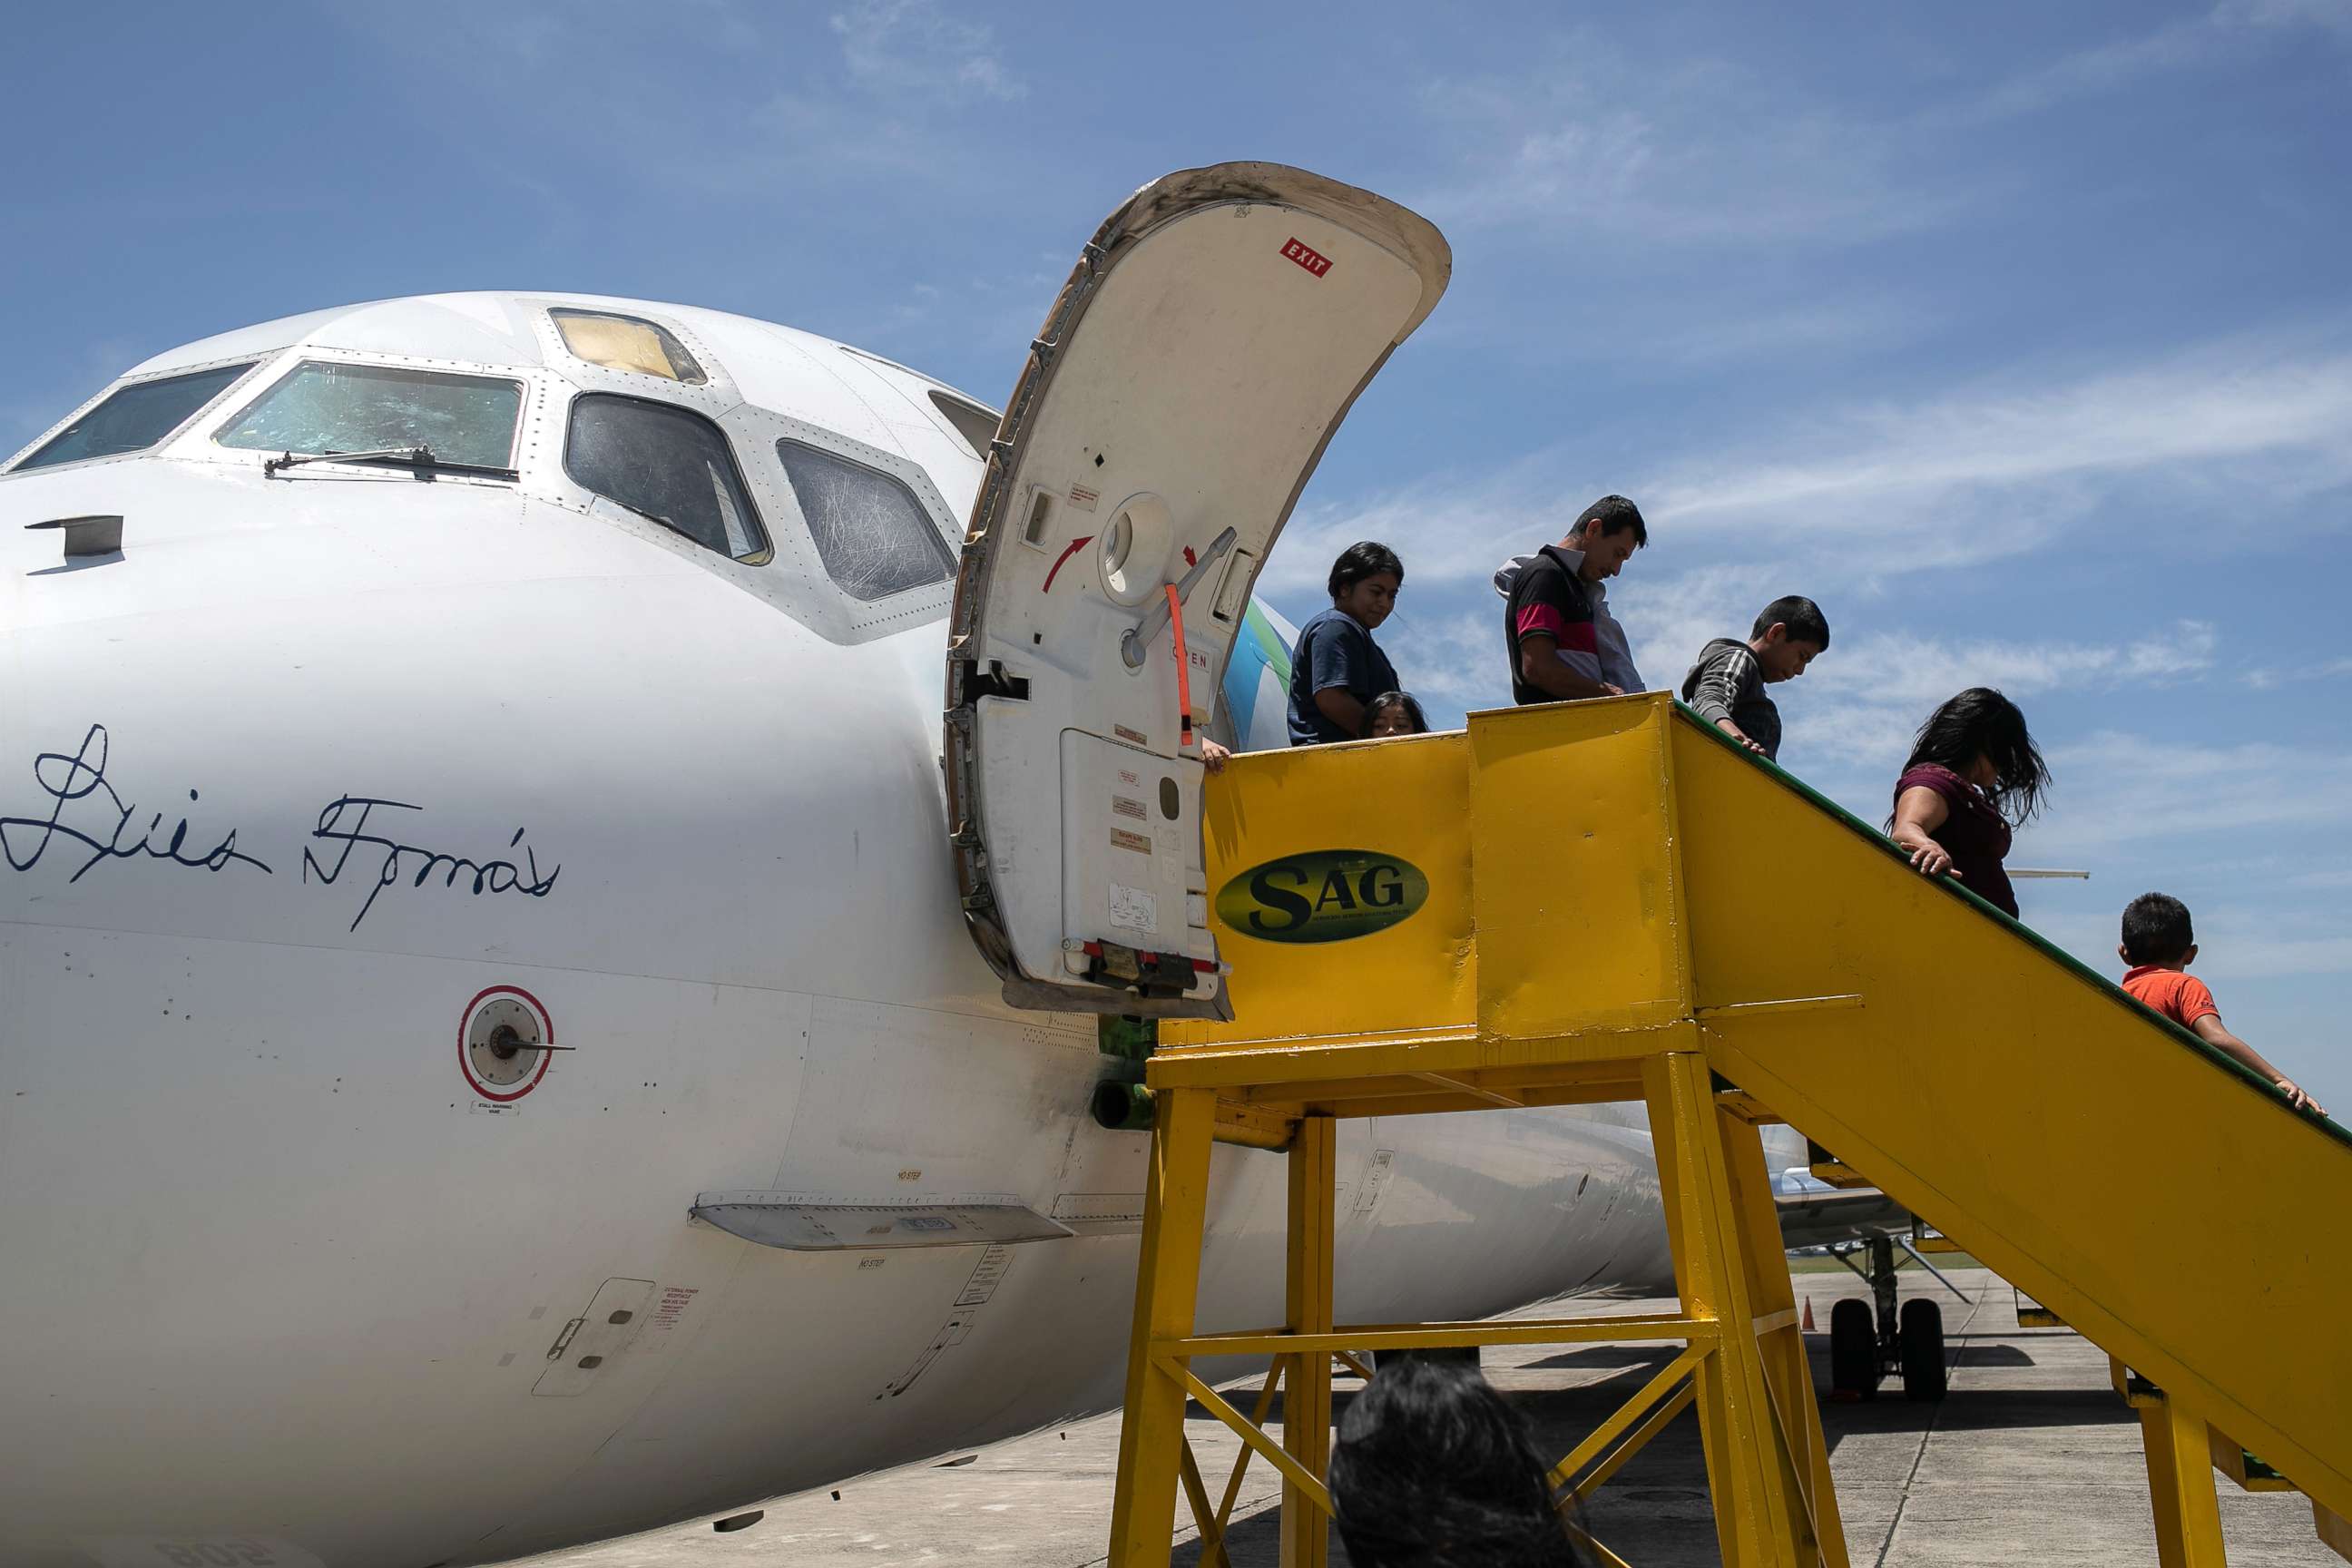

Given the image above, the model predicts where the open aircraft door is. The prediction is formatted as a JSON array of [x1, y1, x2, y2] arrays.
[[945, 163, 1449, 1016]]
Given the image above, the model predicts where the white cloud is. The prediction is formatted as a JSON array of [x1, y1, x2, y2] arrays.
[[1406, 6, 2350, 327], [337, 2, 1027, 216], [1759, 622, 2221, 775], [1264, 448, 1591, 596], [829, 0, 1027, 103], [1683, 619, 2220, 777], [1373, 608, 1504, 714], [1808, 622, 2217, 711], [1979, 0, 2352, 117], [1653, 337, 2352, 552], [2020, 730, 2352, 857], [1974, 15, 2216, 118], [2151, 650, 2347, 697], [2205, 934, 2352, 980], [1650, 295, 1933, 369], [2224, 0, 2352, 33], [1416, 51, 1967, 246], [1431, 108, 1654, 228], [1279, 328, 2352, 605], [1610, 565, 1765, 686]]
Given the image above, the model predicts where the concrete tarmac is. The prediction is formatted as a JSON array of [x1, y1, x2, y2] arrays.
[[514, 1265, 2337, 1567]]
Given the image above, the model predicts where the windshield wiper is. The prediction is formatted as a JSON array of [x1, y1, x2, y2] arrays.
[[593, 494, 700, 546], [262, 445, 520, 482]]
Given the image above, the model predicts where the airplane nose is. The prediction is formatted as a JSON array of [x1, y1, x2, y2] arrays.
[[0, 476, 748, 1560]]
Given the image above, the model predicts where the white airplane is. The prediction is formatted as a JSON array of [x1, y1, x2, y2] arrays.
[[0, 164, 1832, 1568]]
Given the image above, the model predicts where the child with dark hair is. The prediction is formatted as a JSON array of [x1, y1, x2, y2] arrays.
[[2120, 893, 2322, 1113], [1363, 691, 1431, 739], [1287, 541, 1404, 746], [1328, 1356, 1593, 1568], [1680, 595, 1829, 760], [1886, 688, 2051, 918]]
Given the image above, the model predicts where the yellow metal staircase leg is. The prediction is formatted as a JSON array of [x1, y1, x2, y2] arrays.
[[1646, 1050, 1846, 1568], [1281, 1115, 1338, 1568], [1720, 1103, 1851, 1567], [1108, 1087, 1217, 1568], [2141, 1395, 2229, 1568]]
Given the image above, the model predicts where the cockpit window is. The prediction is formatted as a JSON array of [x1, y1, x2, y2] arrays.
[[550, 309, 707, 385], [12, 363, 255, 471], [774, 439, 956, 602], [566, 394, 769, 563], [215, 362, 524, 468], [927, 391, 1000, 459]]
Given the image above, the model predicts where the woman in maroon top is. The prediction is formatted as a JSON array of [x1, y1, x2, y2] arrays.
[[1887, 688, 2051, 918]]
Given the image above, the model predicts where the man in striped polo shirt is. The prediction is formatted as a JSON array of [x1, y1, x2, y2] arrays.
[[1496, 495, 1649, 706]]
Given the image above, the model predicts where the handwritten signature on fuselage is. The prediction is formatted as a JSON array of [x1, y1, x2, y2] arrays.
[[0, 724, 273, 881], [303, 796, 561, 931]]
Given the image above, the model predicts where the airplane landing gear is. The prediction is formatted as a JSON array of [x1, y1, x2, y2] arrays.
[[1900, 1297, 1948, 1401], [1821, 1235, 1950, 1402], [1828, 1298, 1875, 1396]]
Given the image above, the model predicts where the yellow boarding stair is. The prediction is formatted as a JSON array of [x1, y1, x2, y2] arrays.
[[1109, 692, 2352, 1567]]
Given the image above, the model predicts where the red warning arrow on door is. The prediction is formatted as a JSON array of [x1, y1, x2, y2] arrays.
[[1043, 535, 1093, 593]]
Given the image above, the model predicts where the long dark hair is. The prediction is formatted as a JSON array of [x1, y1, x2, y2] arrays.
[[1898, 687, 2051, 827], [1363, 691, 1430, 737], [1328, 1357, 1592, 1568]]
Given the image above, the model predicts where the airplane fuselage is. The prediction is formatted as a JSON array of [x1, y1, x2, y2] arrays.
[[0, 292, 1678, 1568]]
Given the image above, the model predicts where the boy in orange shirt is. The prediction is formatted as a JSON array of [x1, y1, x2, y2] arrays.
[[2120, 893, 2322, 1114]]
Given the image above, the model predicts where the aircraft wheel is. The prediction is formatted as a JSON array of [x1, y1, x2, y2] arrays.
[[1899, 1298, 1947, 1402], [1829, 1298, 1876, 1398]]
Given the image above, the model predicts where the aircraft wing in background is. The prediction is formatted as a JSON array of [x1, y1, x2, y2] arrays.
[[1772, 1166, 1918, 1251]]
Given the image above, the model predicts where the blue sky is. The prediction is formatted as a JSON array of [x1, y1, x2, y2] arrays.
[[5, 1, 2348, 1106]]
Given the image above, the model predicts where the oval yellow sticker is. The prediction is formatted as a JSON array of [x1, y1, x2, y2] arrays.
[[1214, 849, 1429, 944]]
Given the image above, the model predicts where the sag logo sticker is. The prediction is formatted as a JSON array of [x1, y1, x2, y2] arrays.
[[1215, 849, 1428, 944]]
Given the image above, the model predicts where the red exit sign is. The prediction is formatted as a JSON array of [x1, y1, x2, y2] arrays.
[[1280, 238, 1332, 278]]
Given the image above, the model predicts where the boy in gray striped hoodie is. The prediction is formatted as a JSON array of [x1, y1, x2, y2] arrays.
[[1680, 597, 1830, 760]]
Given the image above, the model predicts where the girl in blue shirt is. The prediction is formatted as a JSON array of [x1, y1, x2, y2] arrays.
[[1286, 542, 1404, 745]]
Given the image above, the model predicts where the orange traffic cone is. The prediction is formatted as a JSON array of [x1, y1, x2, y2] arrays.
[[1801, 1298, 1817, 1332]]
